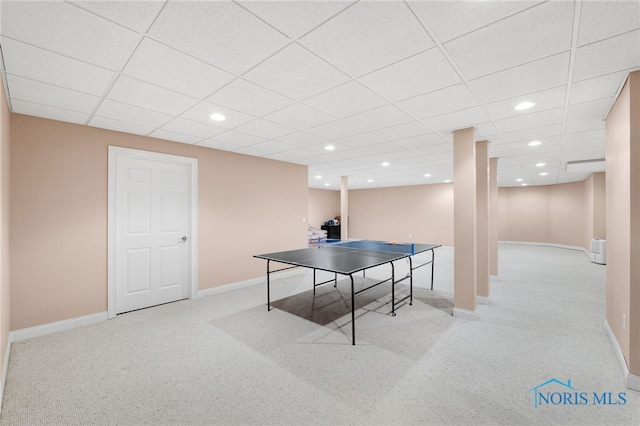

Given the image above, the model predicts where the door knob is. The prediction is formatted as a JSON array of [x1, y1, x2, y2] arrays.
[[180, 236, 188, 242]]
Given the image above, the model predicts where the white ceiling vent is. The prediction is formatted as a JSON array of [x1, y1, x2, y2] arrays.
[[565, 158, 606, 173]]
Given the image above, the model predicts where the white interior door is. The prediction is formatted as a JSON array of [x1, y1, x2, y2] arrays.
[[109, 147, 197, 315]]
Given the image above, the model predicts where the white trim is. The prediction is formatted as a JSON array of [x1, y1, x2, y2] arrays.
[[198, 269, 306, 298], [500, 240, 588, 255], [10, 312, 108, 342], [0, 336, 11, 413], [603, 318, 640, 391], [108, 146, 198, 318], [477, 296, 491, 305], [628, 373, 640, 392], [453, 307, 478, 320], [490, 275, 499, 282]]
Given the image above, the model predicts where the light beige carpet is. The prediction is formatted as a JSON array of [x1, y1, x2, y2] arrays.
[[0, 244, 637, 425]]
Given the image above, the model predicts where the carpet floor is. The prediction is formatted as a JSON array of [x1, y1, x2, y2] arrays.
[[0, 243, 638, 425]]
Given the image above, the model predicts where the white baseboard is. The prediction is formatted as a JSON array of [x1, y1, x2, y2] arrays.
[[603, 318, 640, 391], [499, 241, 589, 256], [10, 311, 108, 343], [197, 269, 305, 298], [477, 296, 491, 305], [0, 336, 10, 414], [453, 307, 478, 320]]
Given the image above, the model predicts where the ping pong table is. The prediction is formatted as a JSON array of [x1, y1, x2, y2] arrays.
[[254, 239, 441, 345]]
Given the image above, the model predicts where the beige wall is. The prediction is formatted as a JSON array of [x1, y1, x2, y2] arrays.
[[348, 183, 454, 246], [340, 177, 604, 252], [10, 114, 307, 330], [0, 77, 10, 385], [498, 180, 604, 251], [307, 188, 339, 229], [606, 72, 640, 378]]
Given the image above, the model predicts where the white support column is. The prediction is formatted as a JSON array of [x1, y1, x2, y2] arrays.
[[476, 140, 490, 305], [489, 157, 499, 281], [341, 176, 348, 240], [453, 128, 478, 320]]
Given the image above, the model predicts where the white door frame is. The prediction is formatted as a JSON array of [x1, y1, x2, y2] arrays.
[[108, 146, 198, 318]]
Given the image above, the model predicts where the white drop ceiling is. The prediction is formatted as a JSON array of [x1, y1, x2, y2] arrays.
[[0, 0, 638, 189]]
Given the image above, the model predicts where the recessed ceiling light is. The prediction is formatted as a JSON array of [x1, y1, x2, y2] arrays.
[[516, 178, 523, 182], [515, 101, 535, 110], [444, 179, 451, 183], [315, 175, 322, 179], [209, 113, 226, 121], [528, 141, 542, 146], [540, 172, 548, 176], [381, 162, 390, 167], [521, 183, 528, 186], [324, 182, 330, 186], [367, 179, 373, 183], [424, 173, 431, 177], [536, 162, 546, 167], [324, 145, 335, 151]]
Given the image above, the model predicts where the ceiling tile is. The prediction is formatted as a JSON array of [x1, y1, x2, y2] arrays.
[[232, 119, 296, 139], [1, 1, 139, 70], [123, 38, 235, 98], [270, 131, 327, 148], [180, 101, 256, 129], [88, 116, 155, 136], [160, 118, 227, 139], [334, 132, 388, 149], [443, 1, 574, 79], [94, 99, 173, 129], [343, 104, 414, 131], [305, 120, 366, 140], [148, 129, 202, 145], [207, 78, 295, 117], [397, 83, 478, 119], [410, 0, 541, 43], [564, 117, 605, 134], [147, 1, 289, 74], [237, 1, 355, 39], [502, 124, 564, 143], [11, 99, 89, 124], [470, 52, 571, 103], [69, 0, 165, 32], [569, 72, 627, 105], [484, 86, 567, 120], [208, 130, 266, 146], [263, 103, 335, 130], [246, 139, 298, 153], [243, 43, 350, 100], [573, 30, 640, 82], [373, 121, 434, 141], [496, 108, 565, 134], [423, 106, 490, 133], [359, 48, 462, 102], [1, 38, 114, 96], [578, 1, 640, 46], [300, 0, 434, 77], [567, 98, 614, 122], [563, 129, 605, 143], [197, 139, 244, 152], [6, 74, 100, 114], [107, 75, 198, 115], [303, 81, 387, 118]]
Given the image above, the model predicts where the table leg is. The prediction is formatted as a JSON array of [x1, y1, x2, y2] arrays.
[[266, 260, 271, 311], [350, 275, 355, 345], [431, 249, 436, 291], [391, 262, 396, 316]]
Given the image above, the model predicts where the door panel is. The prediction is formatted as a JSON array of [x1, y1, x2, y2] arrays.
[[115, 155, 191, 314]]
